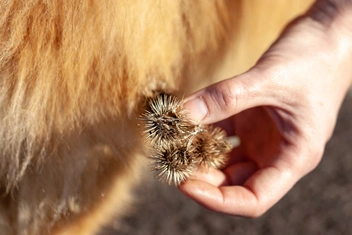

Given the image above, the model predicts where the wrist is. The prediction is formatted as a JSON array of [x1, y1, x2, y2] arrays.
[[308, 0, 352, 66], [301, 1, 352, 139], [306, 0, 352, 89]]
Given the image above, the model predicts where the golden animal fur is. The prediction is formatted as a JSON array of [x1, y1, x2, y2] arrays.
[[0, 1, 313, 234]]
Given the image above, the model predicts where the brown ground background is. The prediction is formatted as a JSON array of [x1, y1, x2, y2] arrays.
[[104, 91, 352, 235]]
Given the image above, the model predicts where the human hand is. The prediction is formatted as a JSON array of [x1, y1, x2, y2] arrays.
[[179, 1, 352, 217]]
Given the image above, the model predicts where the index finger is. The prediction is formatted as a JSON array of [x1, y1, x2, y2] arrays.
[[179, 165, 297, 217]]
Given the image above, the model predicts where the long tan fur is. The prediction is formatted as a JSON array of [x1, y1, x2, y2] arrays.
[[0, 1, 313, 234]]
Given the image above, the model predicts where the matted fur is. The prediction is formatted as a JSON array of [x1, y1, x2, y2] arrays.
[[0, 0, 313, 234]]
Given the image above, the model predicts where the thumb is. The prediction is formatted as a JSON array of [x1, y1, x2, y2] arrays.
[[183, 69, 273, 124]]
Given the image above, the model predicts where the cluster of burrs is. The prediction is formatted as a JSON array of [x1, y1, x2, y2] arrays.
[[141, 93, 231, 186]]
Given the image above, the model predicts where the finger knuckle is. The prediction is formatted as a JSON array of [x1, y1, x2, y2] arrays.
[[295, 143, 324, 175], [306, 147, 324, 173], [211, 81, 241, 112], [249, 206, 267, 218], [244, 195, 267, 218]]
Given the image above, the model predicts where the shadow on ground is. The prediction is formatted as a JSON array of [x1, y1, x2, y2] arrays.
[[109, 92, 352, 235]]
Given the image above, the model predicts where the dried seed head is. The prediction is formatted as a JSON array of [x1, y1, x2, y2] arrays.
[[151, 144, 196, 185], [141, 93, 233, 186], [142, 94, 191, 145], [190, 126, 231, 169]]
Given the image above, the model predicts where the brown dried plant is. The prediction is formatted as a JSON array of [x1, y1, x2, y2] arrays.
[[142, 94, 232, 185]]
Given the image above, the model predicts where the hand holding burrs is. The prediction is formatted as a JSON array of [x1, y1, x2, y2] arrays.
[[141, 94, 232, 185]]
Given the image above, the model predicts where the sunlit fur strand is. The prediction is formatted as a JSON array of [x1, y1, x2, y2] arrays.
[[0, 0, 232, 190], [0, 1, 235, 234]]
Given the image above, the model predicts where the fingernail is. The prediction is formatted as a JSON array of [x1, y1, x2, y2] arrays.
[[183, 97, 208, 122]]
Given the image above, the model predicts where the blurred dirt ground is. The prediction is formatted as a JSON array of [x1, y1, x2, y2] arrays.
[[106, 91, 352, 235]]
